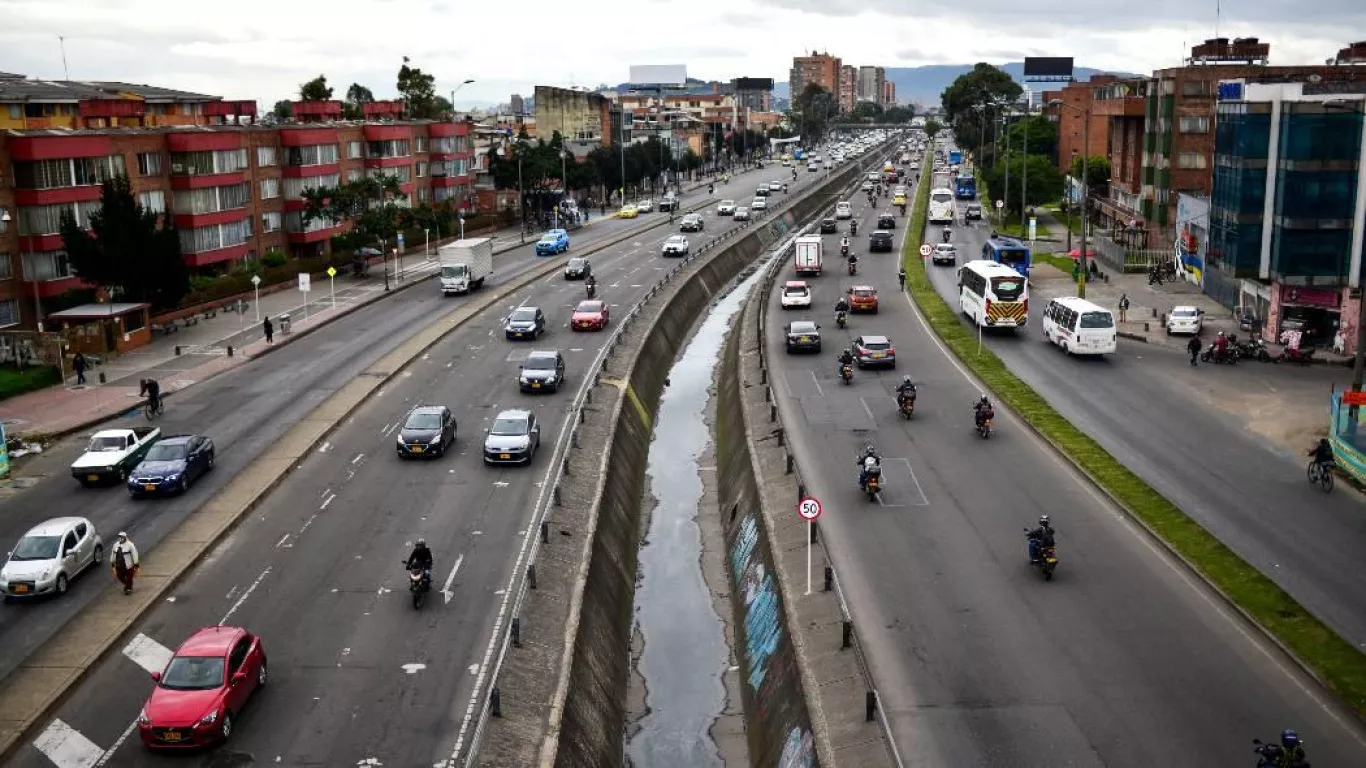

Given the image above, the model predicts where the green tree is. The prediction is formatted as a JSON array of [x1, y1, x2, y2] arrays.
[[301, 175, 408, 253], [343, 83, 374, 120], [981, 154, 1064, 218], [883, 105, 915, 124], [396, 57, 438, 119], [1004, 115, 1058, 159], [940, 63, 1021, 161], [1070, 154, 1112, 189], [924, 118, 943, 138], [792, 83, 836, 145], [58, 175, 189, 310], [432, 94, 453, 117], [299, 75, 333, 101], [272, 100, 293, 119], [851, 101, 884, 121]]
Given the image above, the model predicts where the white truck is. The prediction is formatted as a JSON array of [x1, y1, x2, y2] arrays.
[[70, 427, 161, 486], [794, 235, 823, 277], [439, 237, 494, 295]]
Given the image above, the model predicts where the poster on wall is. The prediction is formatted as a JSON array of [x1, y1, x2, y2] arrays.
[[1174, 194, 1209, 288]]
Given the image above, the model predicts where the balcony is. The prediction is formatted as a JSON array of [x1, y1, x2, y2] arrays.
[[362, 101, 404, 120], [291, 101, 344, 123], [77, 99, 146, 120], [1093, 93, 1146, 118]]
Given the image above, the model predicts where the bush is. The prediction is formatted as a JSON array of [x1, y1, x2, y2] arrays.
[[0, 364, 62, 401], [261, 249, 288, 268]]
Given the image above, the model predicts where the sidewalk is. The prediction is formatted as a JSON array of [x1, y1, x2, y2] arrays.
[[0, 172, 734, 439]]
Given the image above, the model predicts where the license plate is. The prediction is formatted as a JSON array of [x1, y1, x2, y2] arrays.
[[410, 446, 424, 453], [13, 584, 29, 594], [531, 382, 541, 388], [144, 484, 157, 492], [499, 453, 511, 459], [88, 474, 99, 482], [163, 730, 183, 742], [798, 336, 811, 342], [872, 352, 885, 359]]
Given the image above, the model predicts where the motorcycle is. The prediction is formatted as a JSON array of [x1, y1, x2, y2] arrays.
[[840, 243, 850, 258], [1023, 531, 1059, 581], [975, 408, 994, 438], [899, 204, 907, 217], [860, 466, 883, 501], [1252, 738, 1308, 768], [897, 392, 916, 419], [708, 184, 714, 195], [1199, 344, 1238, 364], [1277, 346, 1316, 366], [942, 229, 952, 243], [836, 310, 848, 329], [839, 362, 854, 385], [850, 221, 858, 236], [586, 282, 597, 300], [403, 563, 432, 609], [847, 259, 858, 276], [1236, 337, 1271, 362]]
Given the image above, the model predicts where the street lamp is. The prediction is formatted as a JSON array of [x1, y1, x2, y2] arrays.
[[449, 79, 475, 120], [1048, 98, 1093, 298]]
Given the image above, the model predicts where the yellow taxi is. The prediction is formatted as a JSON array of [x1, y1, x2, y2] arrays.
[[617, 205, 638, 219], [892, 192, 907, 206]]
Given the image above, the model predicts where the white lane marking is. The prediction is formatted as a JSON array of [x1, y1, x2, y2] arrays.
[[318, 441, 331, 453], [859, 396, 876, 423], [875, 458, 928, 508], [384, 421, 401, 437], [220, 566, 271, 625], [122, 633, 174, 675], [276, 533, 292, 549], [95, 722, 137, 766], [321, 493, 337, 510], [33, 719, 104, 768], [352, 453, 365, 465], [808, 370, 825, 397], [493, 480, 509, 488], [401, 663, 426, 674], [380, 422, 393, 435], [442, 553, 466, 605]]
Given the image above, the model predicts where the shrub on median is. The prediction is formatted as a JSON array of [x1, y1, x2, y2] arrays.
[[0, 364, 62, 402]]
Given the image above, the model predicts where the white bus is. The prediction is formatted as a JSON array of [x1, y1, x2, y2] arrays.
[[1041, 297, 1117, 355], [928, 187, 955, 224], [957, 260, 1028, 329]]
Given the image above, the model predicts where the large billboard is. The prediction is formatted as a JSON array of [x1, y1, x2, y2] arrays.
[[1023, 57, 1074, 81], [629, 65, 687, 86], [1175, 193, 1210, 287], [734, 77, 774, 92]]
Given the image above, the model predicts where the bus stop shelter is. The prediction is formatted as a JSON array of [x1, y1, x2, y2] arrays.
[[45, 302, 152, 356]]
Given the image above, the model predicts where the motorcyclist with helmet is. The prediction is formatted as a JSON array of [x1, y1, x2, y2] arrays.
[[856, 445, 882, 488], [1214, 331, 1231, 362], [973, 394, 994, 429], [1025, 515, 1056, 564], [942, 226, 952, 243], [836, 347, 855, 379], [850, 219, 858, 236], [840, 235, 851, 257], [895, 375, 917, 408], [1254, 728, 1309, 767], [585, 274, 598, 299], [406, 537, 434, 590]]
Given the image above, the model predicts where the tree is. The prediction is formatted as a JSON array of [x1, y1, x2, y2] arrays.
[[1004, 115, 1058, 159], [924, 118, 943, 138], [1070, 154, 1112, 190], [396, 57, 439, 119], [940, 63, 1022, 162], [343, 83, 374, 120], [980, 154, 1064, 218], [851, 101, 883, 121], [883, 105, 915, 124], [299, 75, 333, 101], [272, 100, 293, 120], [432, 94, 453, 117], [59, 175, 188, 310], [301, 175, 408, 253], [792, 83, 836, 145]]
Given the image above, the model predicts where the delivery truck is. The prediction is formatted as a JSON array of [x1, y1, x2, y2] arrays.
[[439, 237, 494, 295], [794, 235, 823, 276]]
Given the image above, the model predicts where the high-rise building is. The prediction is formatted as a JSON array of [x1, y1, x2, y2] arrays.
[[857, 66, 885, 104], [790, 52, 841, 101], [882, 81, 896, 107], [510, 94, 525, 115], [730, 78, 775, 113], [838, 66, 857, 114]]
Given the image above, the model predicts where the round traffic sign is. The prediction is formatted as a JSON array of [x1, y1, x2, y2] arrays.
[[797, 496, 823, 521], [919, 244, 933, 257], [994, 199, 1005, 209]]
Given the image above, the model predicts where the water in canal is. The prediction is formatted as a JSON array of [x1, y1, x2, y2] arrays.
[[626, 258, 775, 768]]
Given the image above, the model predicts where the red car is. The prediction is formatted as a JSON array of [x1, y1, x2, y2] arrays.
[[571, 300, 610, 331], [138, 626, 267, 749]]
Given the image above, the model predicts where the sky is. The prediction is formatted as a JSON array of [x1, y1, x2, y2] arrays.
[[1, 0, 1360, 108]]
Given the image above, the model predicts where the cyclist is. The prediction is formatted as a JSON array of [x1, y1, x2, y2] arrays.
[[139, 378, 162, 415]]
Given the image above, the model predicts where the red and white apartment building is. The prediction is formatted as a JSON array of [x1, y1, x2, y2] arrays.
[[0, 74, 474, 330]]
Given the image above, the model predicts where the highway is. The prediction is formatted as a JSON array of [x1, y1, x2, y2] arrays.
[[761, 165, 1366, 765], [922, 188, 1366, 648], [2, 159, 838, 768]]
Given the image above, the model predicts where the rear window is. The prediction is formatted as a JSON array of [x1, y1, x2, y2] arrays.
[[1080, 311, 1115, 329], [991, 277, 1024, 301], [852, 289, 875, 298], [998, 248, 1029, 266], [783, 285, 808, 295], [1172, 308, 1198, 318], [861, 340, 890, 350]]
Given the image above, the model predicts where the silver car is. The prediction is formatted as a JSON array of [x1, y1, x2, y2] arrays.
[[483, 409, 541, 465], [662, 235, 690, 257], [1, 517, 104, 599]]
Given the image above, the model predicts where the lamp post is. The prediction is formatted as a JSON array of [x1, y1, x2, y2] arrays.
[[448, 79, 475, 120], [380, 237, 390, 291], [1049, 98, 1092, 298]]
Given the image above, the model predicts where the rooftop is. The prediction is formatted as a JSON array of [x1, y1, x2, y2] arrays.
[[0, 74, 223, 104], [2, 117, 472, 139]]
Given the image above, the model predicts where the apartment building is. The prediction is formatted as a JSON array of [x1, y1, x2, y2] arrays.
[[0, 114, 475, 330], [1206, 78, 1366, 349], [882, 81, 896, 107], [0, 72, 256, 131], [790, 53, 841, 100], [838, 66, 857, 114], [728, 78, 775, 113], [532, 86, 620, 149], [857, 66, 885, 104]]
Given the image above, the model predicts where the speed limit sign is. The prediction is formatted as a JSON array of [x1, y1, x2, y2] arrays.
[[797, 496, 823, 521], [919, 244, 933, 257]]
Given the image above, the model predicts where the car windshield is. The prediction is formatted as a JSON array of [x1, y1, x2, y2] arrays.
[[490, 418, 529, 436], [668, 237, 685, 244], [144, 443, 188, 461], [525, 357, 557, 370], [159, 656, 225, 691], [539, 235, 557, 243], [991, 277, 1025, 301], [931, 192, 953, 203], [568, 259, 586, 268], [441, 264, 468, 278], [1173, 308, 1198, 318], [998, 247, 1029, 266], [1080, 311, 1116, 329], [10, 535, 60, 561], [861, 340, 891, 351], [790, 323, 817, 334], [576, 301, 603, 313], [510, 309, 537, 323], [405, 413, 442, 430], [88, 435, 128, 452]]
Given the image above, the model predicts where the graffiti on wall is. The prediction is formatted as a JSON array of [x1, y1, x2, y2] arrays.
[[779, 727, 816, 768], [730, 513, 782, 690]]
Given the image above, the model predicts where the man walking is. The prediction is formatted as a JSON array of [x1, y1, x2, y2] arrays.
[[263, 316, 274, 344], [1118, 293, 1130, 324], [72, 352, 87, 385], [111, 532, 140, 595], [1187, 336, 1201, 367]]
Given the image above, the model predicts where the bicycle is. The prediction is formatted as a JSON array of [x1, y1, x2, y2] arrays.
[[143, 397, 164, 421], [1306, 460, 1334, 493]]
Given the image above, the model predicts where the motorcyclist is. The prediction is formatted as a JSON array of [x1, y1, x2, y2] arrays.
[[942, 226, 952, 243], [1025, 515, 1056, 564], [139, 378, 161, 414], [406, 537, 434, 582], [1214, 331, 1230, 361], [896, 375, 917, 407], [585, 274, 597, 298], [973, 394, 994, 427], [834, 296, 850, 315], [847, 252, 858, 273], [850, 220, 858, 236], [708, 183, 714, 195], [836, 347, 855, 378], [856, 444, 882, 488], [840, 235, 851, 256]]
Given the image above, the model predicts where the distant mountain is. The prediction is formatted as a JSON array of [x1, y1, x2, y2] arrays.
[[773, 62, 1140, 110]]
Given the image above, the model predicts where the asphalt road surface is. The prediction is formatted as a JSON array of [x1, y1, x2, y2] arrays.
[[2, 158, 853, 768], [762, 171, 1366, 765], [923, 196, 1366, 649]]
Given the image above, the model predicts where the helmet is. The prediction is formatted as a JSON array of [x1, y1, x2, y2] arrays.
[[903, 376, 913, 385], [1039, 515, 1050, 527], [1280, 729, 1301, 749], [416, 538, 426, 548], [865, 445, 876, 456], [1218, 331, 1225, 337]]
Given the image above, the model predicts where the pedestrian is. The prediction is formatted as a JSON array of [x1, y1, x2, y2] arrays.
[[1187, 336, 1201, 367], [72, 352, 87, 385], [111, 532, 139, 595], [263, 316, 274, 344], [1118, 293, 1130, 324], [898, 267, 906, 291]]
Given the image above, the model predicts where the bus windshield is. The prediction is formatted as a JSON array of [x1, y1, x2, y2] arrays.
[[1079, 311, 1115, 329], [997, 248, 1029, 266], [991, 277, 1025, 301], [930, 191, 953, 204]]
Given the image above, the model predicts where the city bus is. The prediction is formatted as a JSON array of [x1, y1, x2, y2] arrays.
[[957, 260, 1029, 330], [928, 187, 956, 224], [981, 235, 1032, 277], [955, 174, 977, 200], [1042, 297, 1117, 355], [949, 149, 963, 164]]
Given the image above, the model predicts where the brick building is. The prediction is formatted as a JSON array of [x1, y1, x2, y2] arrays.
[[0, 115, 475, 330], [1051, 75, 1116, 177], [790, 53, 841, 101], [882, 80, 896, 107], [0, 72, 256, 131], [838, 66, 857, 114]]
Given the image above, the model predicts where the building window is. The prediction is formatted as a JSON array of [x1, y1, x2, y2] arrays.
[[285, 144, 340, 167], [282, 173, 341, 200], [138, 190, 167, 214], [367, 139, 411, 159], [1177, 152, 1208, 170], [13, 155, 127, 190], [262, 211, 282, 233], [418, 188, 430, 203], [0, 207, 8, 234], [6, 104, 19, 119], [169, 148, 249, 175], [137, 152, 164, 176], [1182, 80, 1211, 97], [0, 299, 18, 328], [1179, 116, 1210, 134], [173, 183, 251, 215], [257, 146, 278, 167], [178, 218, 252, 253], [416, 161, 428, 178], [430, 137, 454, 154], [0, 253, 11, 280], [415, 137, 429, 153], [347, 169, 362, 182], [367, 166, 411, 183], [16, 201, 100, 236], [283, 211, 339, 234], [260, 177, 280, 199], [21, 250, 74, 281], [348, 140, 364, 159]]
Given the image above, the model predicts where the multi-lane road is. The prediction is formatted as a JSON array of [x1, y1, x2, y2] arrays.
[[2, 159, 857, 768], [923, 179, 1366, 649], [762, 168, 1366, 764]]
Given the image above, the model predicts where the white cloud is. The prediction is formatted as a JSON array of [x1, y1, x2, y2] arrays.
[[0, 0, 1356, 108]]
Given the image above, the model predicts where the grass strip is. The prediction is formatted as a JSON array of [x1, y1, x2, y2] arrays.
[[900, 154, 1366, 720], [0, 364, 61, 402]]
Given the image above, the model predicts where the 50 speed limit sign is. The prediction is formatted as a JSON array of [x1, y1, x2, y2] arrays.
[[797, 496, 823, 521]]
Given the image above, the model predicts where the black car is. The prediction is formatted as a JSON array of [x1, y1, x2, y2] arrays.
[[820, 218, 838, 234], [784, 320, 822, 354], [564, 257, 591, 280], [965, 204, 983, 221], [680, 213, 704, 232], [396, 405, 456, 458], [877, 213, 897, 229], [869, 231, 894, 252], [519, 349, 567, 393], [127, 435, 215, 497], [505, 306, 546, 340]]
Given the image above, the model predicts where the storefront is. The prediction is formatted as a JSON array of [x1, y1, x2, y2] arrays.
[[1267, 285, 1344, 351], [46, 302, 152, 357]]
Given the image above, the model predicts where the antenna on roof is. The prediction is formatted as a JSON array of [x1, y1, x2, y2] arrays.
[[58, 35, 70, 80], [1214, 0, 1221, 41]]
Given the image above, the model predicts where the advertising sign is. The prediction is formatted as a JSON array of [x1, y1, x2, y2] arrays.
[[1174, 193, 1210, 288], [629, 64, 687, 86]]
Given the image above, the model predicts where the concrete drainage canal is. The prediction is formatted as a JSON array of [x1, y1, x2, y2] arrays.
[[625, 254, 778, 768]]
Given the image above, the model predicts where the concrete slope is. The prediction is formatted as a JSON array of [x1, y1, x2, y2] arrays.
[[761, 193, 1366, 765]]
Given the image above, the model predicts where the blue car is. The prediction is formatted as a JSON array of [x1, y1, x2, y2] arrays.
[[126, 434, 215, 497], [535, 229, 570, 256]]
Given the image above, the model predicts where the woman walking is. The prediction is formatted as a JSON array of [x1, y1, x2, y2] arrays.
[[111, 532, 140, 595]]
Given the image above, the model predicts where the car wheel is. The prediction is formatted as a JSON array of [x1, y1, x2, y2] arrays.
[[219, 712, 233, 742], [179, 476, 189, 494], [257, 659, 268, 687], [208, 452, 216, 470], [52, 572, 69, 595], [93, 544, 104, 565]]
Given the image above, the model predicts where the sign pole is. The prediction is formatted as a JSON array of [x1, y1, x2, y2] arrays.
[[797, 496, 823, 596], [251, 275, 261, 323], [326, 266, 337, 310]]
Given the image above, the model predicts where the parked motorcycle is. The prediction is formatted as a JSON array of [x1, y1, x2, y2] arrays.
[[1237, 337, 1272, 362], [1277, 346, 1317, 366], [1023, 530, 1059, 581], [840, 362, 854, 385], [1200, 344, 1239, 364], [836, 310, 848, 329], [403, 563, 432, 609], [898, 393, 916, 419]]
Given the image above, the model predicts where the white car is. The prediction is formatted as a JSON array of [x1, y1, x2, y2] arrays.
[[2, 517, 104, 599], [717, 199, 736, 216], [780, 280, 813, 309], [751, 198, 768, 211], [782, 159, 793, 167], [860, 181, 874, 192], [835, 201, 853, 219], [733, 206, 751, 221], [662, 235, 690, 257], [932, 243, 957, 265], [1166, 305, 1203, 335], [636, 199, 654, 213], [769, 181, 784, 192]]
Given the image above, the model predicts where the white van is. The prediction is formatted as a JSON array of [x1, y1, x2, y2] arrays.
[[835, 201, 852, 219], [1042, 297, 1117, 355]]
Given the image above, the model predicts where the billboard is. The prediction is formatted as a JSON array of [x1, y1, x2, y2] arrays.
[[733, 77, 774, 92], [1174, 193, 1210, 287], [1022, 57, 1074, 80], [629, 65, 687, 86]]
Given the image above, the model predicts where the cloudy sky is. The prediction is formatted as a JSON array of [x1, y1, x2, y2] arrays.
[[1, 0, 1359, 107]]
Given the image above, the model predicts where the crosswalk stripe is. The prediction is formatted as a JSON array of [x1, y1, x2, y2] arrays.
[[33, 719, 104, 768], [122, 632, 173, 676]]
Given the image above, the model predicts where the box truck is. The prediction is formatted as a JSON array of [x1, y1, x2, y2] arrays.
[[794, 235, 823, 276], [439, 237, 494, 295]]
